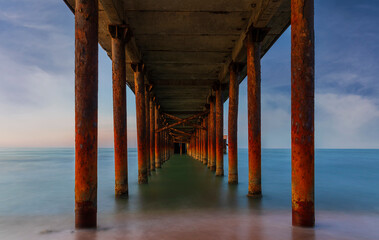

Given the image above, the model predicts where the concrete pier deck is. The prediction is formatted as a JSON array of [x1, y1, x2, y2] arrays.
[[64, 0, 290, 118]]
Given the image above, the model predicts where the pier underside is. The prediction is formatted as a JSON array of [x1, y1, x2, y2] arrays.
[[64, 0, 290, 119]]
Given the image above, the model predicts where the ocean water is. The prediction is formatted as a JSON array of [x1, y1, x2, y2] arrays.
[[0, 148, 378, 239]]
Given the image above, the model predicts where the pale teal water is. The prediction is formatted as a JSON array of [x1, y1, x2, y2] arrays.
[[0, 148, 378, 217]]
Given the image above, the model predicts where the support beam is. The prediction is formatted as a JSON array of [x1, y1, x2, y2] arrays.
[[215, 83, 224, 177], [150, 96, 155, 172], [110, 25, 128, 197], [291, 0, 315, 227], [180, 142, 183, 155], [132, 63, 148, 184], [163, 113, 204, 130], [209, 96, 216, 172], [156, 111, 209, 133], [75, 0, 98, 229], [171, 128, 192, 137], [228, 63, 239, 184], [246, 27, 266, 198]]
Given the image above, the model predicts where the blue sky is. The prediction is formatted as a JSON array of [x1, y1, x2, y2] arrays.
[[0, 0, 378, 148]]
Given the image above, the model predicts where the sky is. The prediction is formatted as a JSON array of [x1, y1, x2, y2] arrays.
[[0, 0, 378, 148]]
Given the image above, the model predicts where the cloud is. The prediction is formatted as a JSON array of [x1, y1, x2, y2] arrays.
[[316, 93, 379, 148]]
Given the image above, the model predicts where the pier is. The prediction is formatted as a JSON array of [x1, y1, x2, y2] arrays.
[[63, 0, 314, 229]]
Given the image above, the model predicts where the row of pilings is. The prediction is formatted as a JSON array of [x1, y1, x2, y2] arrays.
[[187, 0, 315, 228], [73, 0, 314, 230]]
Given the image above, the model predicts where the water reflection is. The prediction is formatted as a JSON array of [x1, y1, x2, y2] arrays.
[[113, 155, 265, 214], [75, 230, 97, 240], [291, 227, 315, 240]]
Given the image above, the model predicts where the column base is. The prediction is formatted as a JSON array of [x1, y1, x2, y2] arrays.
[[138, 172, 148, 184], [228, 174, 238, 184], [115, 184, 128, 197], [210, 166, 216, 172], [247, 191, 262, 198], [155, 163, 161, 168], [215, 168, 224, 176], [292, 202, 315, 227], [75, 202, 97, 229]]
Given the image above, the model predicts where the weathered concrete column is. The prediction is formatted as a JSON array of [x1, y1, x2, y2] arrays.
[[110, 25, 128, 197], [207, 114, 211, 168], [132, 63, 148, 184], [194, 130, 197, 159], [193, 136, 195, 158], [209, 96, 216, 171], [246, 27, 266, 197], [162, 131, 164, 163], [203, 117, 208, 165], [194, 135, 196, 159], [154, 105, 161, 168], [150, 97, 155, 172], [228, 63, 239, 184], [190, 137, 193, 157], [165, 131, 168, 161], [145, 85, 150, 175], [197, 128, 203, 162], [291, 0, 315, 227], [198, 128, 201, 161], [215, 83, 224, 176], [163, 131, 166, 161], [75, 0, 98, 229]]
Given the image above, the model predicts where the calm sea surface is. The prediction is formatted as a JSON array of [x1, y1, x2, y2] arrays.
[[0, 148, 378, 239]]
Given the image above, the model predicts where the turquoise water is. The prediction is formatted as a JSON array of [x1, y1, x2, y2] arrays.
[[0, 148, 378, 216]]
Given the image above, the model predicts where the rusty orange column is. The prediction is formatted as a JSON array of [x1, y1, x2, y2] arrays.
[[191, 137, 194, 158], [162, 127, 164, 163], [199, 128, 201, 161], [209, 96, 216, 171], [194, 129, 198, 160], [196, 129, 201, 161], [190, 137, 193, 157], [194, 130, 197, 159], [202, 124, 205, 162], [163, 131, 166, 162], [291, 0, 315, 227], [191, 134, 194, 158], [180, 142, 183, 155], [163, 131, 166, 161], [199, 128, 202, 161], [246, 28, 266, 197], [154, 105, 161, 168], [202, 120, 206, 164], [150, 97, 155, 172], [145, 85, 150, 175], [132, 63, 148, 184], [110, 25, 128, 197], [75, 0, 98, 229], [215, 83, 224, 177], [203, 117, 208, 165], [207, 113, 211, 168], [228, 63, 239, 184]]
